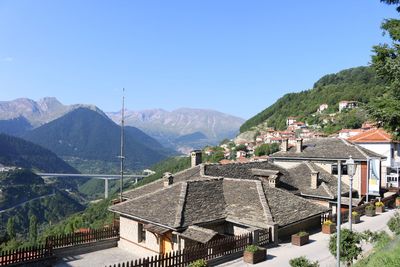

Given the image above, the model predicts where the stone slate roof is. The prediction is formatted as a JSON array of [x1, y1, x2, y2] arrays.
[[272, 138, 384, 161], [111, 177, 329, 230], [181, 226, 219, 244], [204, 161, 348, 199], [123, 165, 202, 200], [263, 184, 328, 226]]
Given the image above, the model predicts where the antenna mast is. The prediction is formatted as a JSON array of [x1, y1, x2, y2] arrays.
[[119, 88, 125, 201]]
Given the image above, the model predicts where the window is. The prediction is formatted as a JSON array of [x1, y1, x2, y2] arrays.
[[172, 234, 178, 244], [138, 223, 146, 243], [331, 164, 348, 175]]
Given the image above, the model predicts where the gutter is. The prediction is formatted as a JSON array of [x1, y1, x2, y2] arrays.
[[272, 156, 369, 162]]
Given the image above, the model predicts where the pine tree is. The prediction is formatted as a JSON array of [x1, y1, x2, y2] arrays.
[[29, 215, 38, 245], [6, 217, 16, 240]]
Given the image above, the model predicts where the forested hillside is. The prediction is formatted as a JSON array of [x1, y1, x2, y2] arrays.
[[0, 169, 84, 246], [23, 108, 175, 173], [0, 134, 78, 173], [240, 67, 387, 132]]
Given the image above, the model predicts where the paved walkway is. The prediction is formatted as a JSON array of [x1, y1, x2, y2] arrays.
[[221, 208, 398, 267], [55, 247, 155, 267]]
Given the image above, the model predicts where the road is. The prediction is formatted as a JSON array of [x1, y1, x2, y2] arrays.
[[0, 193, 55, 214], [221, 208, 398, 267]]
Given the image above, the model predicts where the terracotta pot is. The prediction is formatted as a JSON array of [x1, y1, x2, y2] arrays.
[[322, 224, 336, 234], [291, 233, 309, 246], [243, 247, 267, 264], [395, 198, 400, 208]]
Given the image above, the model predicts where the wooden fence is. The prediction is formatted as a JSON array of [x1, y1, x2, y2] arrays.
[[0, 226, 119, 266], [0, 245, 53, 266], [46, 226, 119, 249], [108, 232, 258, 267]]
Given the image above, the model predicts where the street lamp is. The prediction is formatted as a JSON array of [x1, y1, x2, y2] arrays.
[[345, 156, 357, 231]]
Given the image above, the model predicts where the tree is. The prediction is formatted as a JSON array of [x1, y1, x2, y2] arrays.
[[29, 214, 38, 244], [329, 229, 362, 266], [368, 0, 400, 139], [6, 217, 16, 240]]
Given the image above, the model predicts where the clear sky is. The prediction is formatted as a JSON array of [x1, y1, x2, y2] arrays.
[[0, 1, 398, 119]]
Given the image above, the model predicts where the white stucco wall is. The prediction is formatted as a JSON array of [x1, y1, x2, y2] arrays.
[[357, 143, 392, 167], [118, 216, 160, 254]]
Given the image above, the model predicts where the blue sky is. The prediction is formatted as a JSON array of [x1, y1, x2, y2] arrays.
[[0, 1, 397, 119]]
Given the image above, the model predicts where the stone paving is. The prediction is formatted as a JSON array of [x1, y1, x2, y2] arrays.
[[221, 208, 398, 267], [55, 246, 156, 267]]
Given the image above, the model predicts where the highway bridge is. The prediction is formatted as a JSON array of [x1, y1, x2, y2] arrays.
[[35, 171, 152, 198]]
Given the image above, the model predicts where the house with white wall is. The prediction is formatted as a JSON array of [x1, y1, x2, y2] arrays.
[[348, 128, 400, 187]]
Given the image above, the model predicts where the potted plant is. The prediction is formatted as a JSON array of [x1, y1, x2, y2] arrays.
[[375, 201, 385, 213], [396, 196, 400, 208], [365, 204, 376, 217], [188, 259, 208, 267], [351, 211, 361, 224], [322, 220, 336, 234], [243, 244, 267, 264], [291, 231, 309, 246]]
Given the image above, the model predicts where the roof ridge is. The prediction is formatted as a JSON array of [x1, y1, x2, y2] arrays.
[[174, 182, 188, 228], [340, 138, 352, 146], [122, 165, 200, 196], [304, 161, 316, 172], [255, 181, 275, 224]]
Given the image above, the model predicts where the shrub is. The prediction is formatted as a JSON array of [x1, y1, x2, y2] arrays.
[[329, 229, 362, 266], [323, 220, 333, 226], [352, 211, 359, 216], [245, 244, 259, 253], [365, 204, 375, 211], [296, 231, 309, 237], [387, 212, 400, 235], [375, 201, 384, 207], [289, 256, 320, 267], [188, 259, 207, 267]]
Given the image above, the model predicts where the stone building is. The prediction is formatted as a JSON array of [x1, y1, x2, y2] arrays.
[[109, 152, 340, 255]]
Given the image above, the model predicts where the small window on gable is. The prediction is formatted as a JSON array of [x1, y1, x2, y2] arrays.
[[138, 223, 146, 243]]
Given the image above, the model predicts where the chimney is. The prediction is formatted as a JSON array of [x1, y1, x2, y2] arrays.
[[296, 138, 303, 153], [311, 171, 319, 189], [191, 150, 202, 167], [281, 139, 288, 152], [268, 175, 280, 188], [163, 172, 173, 187]]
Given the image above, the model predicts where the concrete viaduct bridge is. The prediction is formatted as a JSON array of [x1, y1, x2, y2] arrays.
[[36, 172, 153, 199]]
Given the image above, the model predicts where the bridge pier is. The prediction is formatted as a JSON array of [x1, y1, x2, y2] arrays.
[[104, 179, 109, 199]]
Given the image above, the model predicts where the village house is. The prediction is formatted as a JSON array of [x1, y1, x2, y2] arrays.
[[338, 100, 357, 112], [338, 129, 365, 139], [286, 117, 298, 126], [348, 128, 400, 188], [271, 138, 386, 201], [109, 151, 333, 255], [317, 104, 329, 113]]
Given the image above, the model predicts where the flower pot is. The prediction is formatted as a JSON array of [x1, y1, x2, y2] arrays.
[[365, 208, 376, 217], [376, 206, 385, 213], [395, 198, 400, 208], [243, 247, 267, 264], [291, 233, 309, 246], [322, 224, 336, 234], [352, 214, 361, 224]]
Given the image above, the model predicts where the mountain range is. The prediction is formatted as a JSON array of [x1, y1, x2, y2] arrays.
[[0, 97, 244, 153], [107, 108, 244, 153]]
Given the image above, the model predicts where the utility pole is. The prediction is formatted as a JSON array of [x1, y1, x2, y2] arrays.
[[119, 88, 125, 202]]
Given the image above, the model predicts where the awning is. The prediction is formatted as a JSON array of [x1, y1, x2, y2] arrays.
[[144, 224, 170, 235], [180, 226, 219, 244]]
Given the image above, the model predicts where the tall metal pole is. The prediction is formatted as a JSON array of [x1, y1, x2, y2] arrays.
[[349, 175, 353, 231], [337, 160, 342, 267], [119, 88, 125, 202], [366, 157, 370, 202]]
